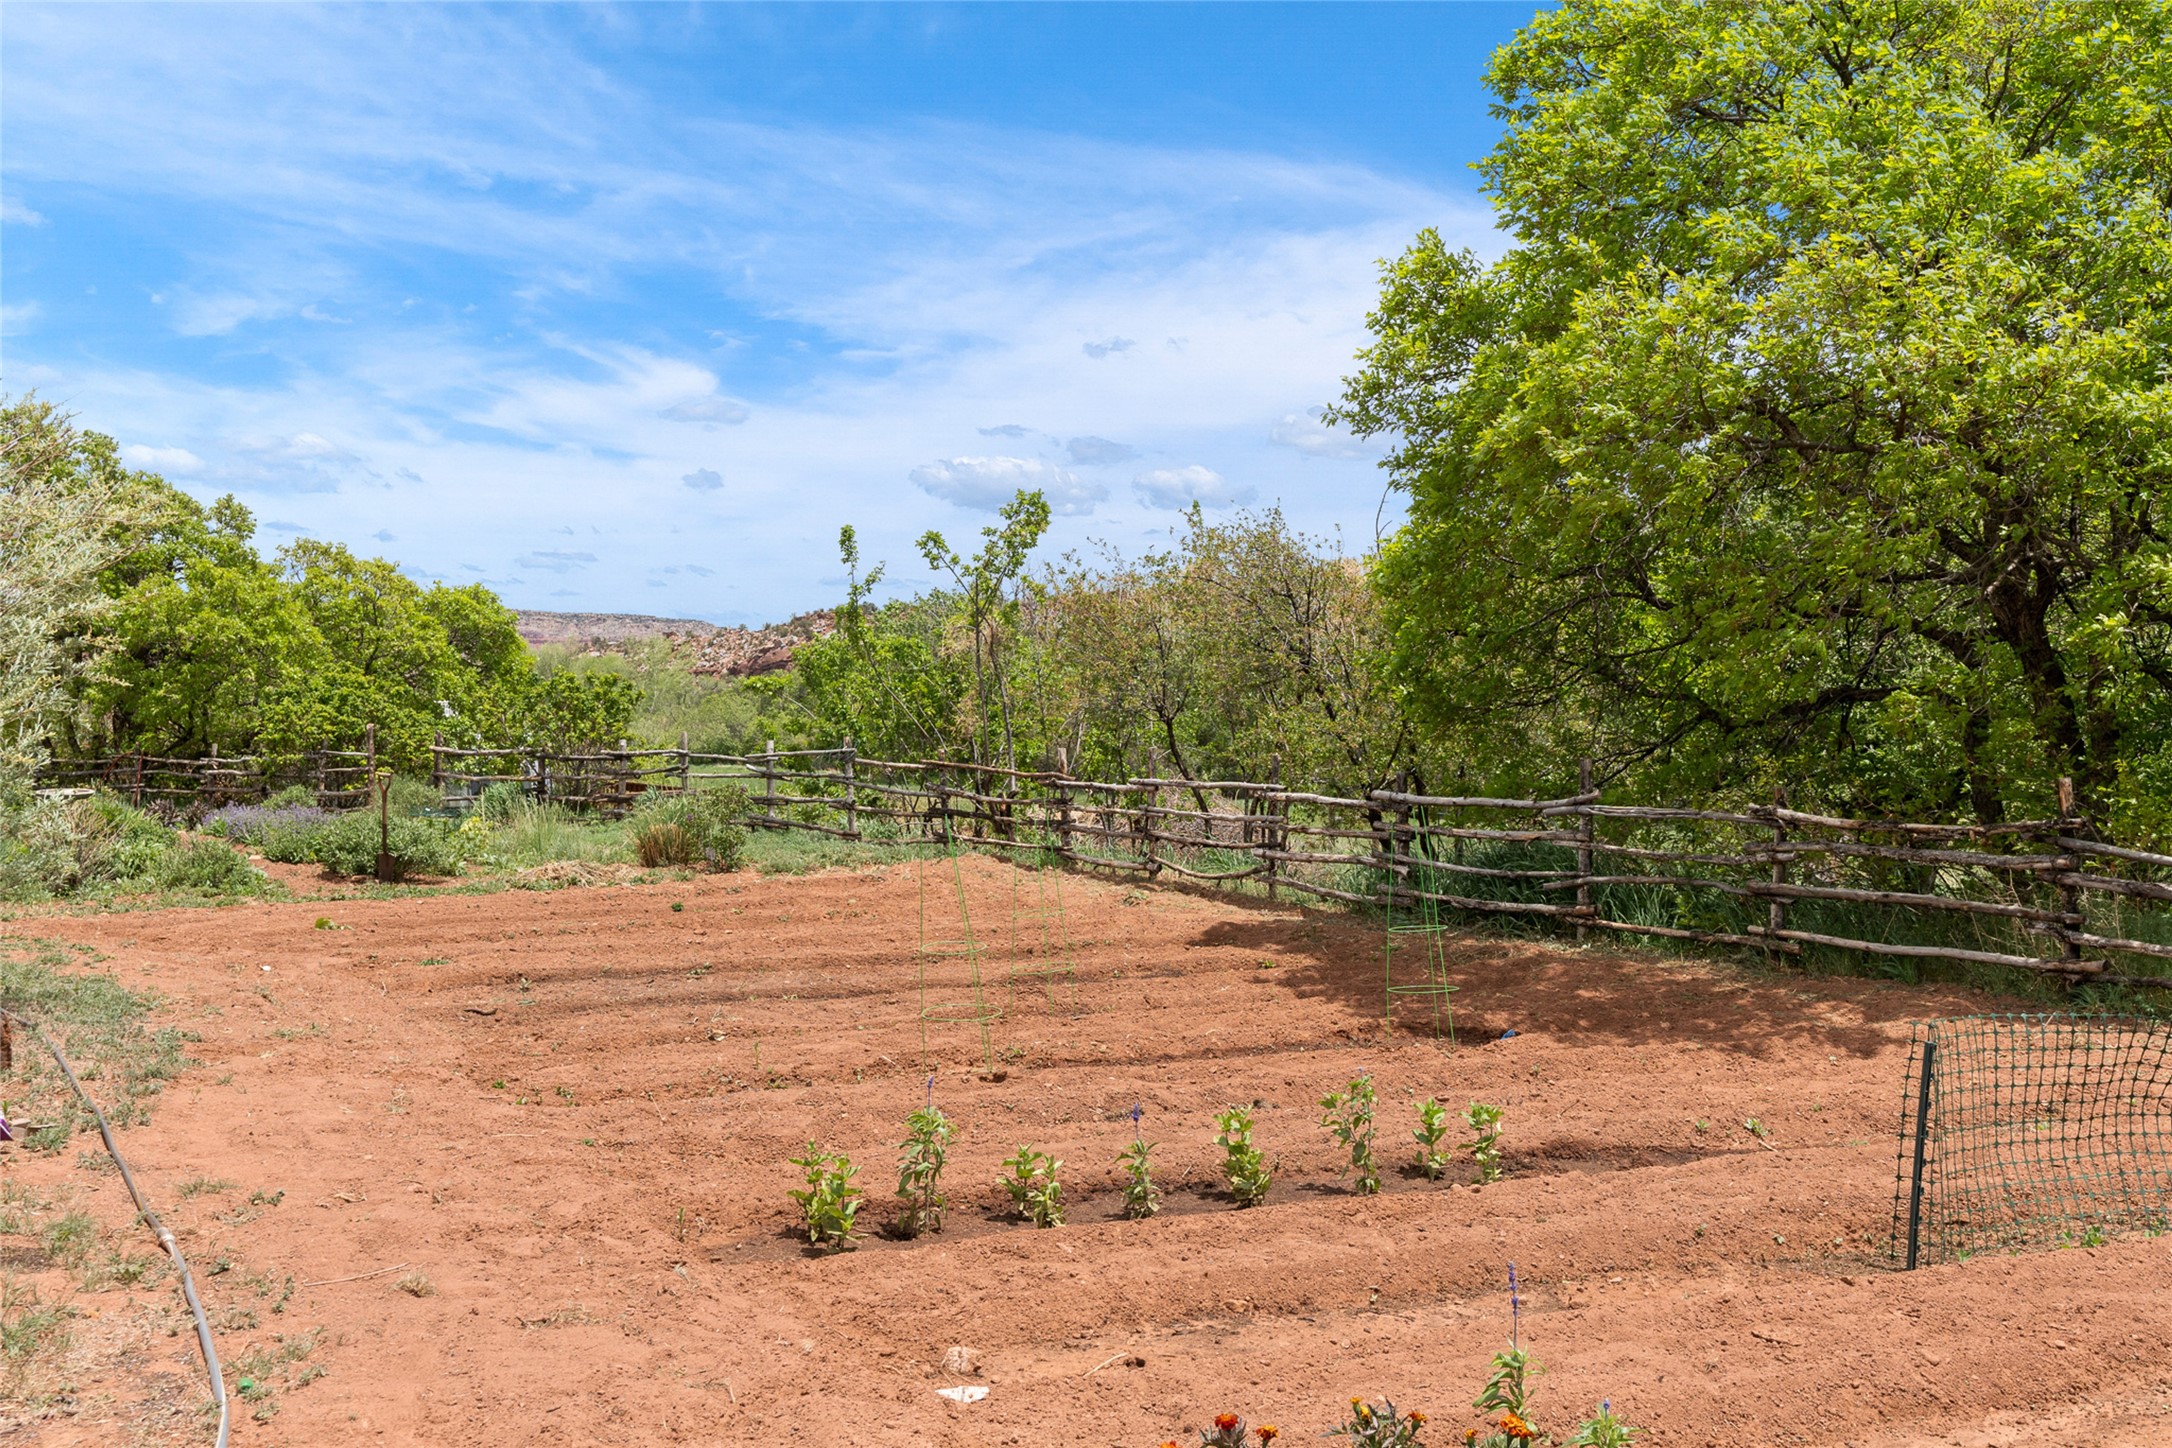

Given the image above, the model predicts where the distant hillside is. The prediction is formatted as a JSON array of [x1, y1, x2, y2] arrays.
[[515, 609, 835, 677]]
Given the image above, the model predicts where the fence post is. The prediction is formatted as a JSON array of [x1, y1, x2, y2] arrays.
[[431, 733, 443, 799], [2055, 776, 2086, 977], [1904, 1036, 1938, 1270], [1767, 788, 1789, 969], [1264, 757, 1282, 903], [206, 743, 220, 809], [1575, 757, 1595, 944], [1053, 746, 1073, 861], [842, 737, 858, 839], [764, 738, 778, 828], [679, 731, 691, 795], [364, 723, 376, 801]]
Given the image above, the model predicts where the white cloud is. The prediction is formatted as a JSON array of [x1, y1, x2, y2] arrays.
[[1066, 436, 1136, 466], [516, 549, 598, 573], [1081, 337, 1134, 359], [910, 456, 1107, 516], [681, 467, 723, 491], [1, 301, 41, 334], [660, 396, 750, 425], [1, 196, 46, 226], [1269, 405, 1375, 459], [1133, 464, 1255, 510], [121, 443, 205, 472], [978, 423, 1032, 438]]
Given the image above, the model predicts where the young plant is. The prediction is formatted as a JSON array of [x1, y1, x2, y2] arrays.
[[999, 1145, 1064, 1227], [1464, 1101, 1505, 1183], [1320, 1074, 1380, 1194], [1467, 1264, 1643, 1448], [787, 1142, 862, 1252], [1215, 1106, 1272, 1207], [894, 1101, 954, 1238], [1413, 1097, 1453, 1180], [1330, 1398, 1427, 1447], [1120, 1102, 1161, 1220], [1192, 1412, 1278, 1446]]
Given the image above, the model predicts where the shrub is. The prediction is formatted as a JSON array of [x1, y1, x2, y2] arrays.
[[0, 792, 177, 900], [203, 803, 334, 860], [151, 838, 265, 894], [310, 811, 464, 880], [627, 788, 750, 872]]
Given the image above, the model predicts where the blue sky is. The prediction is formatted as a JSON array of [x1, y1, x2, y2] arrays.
[[4, 3, 1535, 623]]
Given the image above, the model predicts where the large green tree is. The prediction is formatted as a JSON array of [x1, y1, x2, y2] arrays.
[[1337, 0, 2172, 833]]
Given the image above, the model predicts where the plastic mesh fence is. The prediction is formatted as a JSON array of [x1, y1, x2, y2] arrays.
[[1891, 1015, 2172, 1267]]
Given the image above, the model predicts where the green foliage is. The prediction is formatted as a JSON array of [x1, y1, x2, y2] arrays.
[[308, 811, 464, 880], [1335, 0, 2172, 834], [1412, 1097, 1453, 1181], [998, 1145, 1064, 1227], [1563, 1404, 1641, 1448], [1464, 1102, 1505, 1184], [1331, 1398, 1429, 1448], [149, 838, 264, 894], [786, 1143, 862, 1252], [893, 1104, 953, 1238], [627, 787, 750, 871], [1118, 1136, 1161, 1220], [1320, 1074, 1381, 1194], [0, 937, 187, 1147], [1470, 1344, 1540, 1447], [1215, 1106, 1272, 1207]]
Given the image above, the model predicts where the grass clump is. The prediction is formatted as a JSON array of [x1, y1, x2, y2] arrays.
[[628, 786, 750, 871], [0, 937, 187, 1146]]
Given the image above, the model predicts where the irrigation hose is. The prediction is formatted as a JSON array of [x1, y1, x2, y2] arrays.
[[2, 1006, 230, 1448]]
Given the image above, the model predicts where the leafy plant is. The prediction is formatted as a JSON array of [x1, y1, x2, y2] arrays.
[[787, 1142, 862, 1252], [999, 1145, 1064, 1227], [1563, 1402, 1641, 1447], [1118, 1101, 1161, 1220], [310, 810, 463, 879], [1194, 1412, 1277, 1446], [1465, 1265, 1641, 1448], [1320, 1073, 1380, 1194], [1330, 1397, 1427, 1447], [1413, 1097, 1453, 1180], [1215, 1106, 1272, 1208], [628, 787, 751, 871], [894, 1102, 953, 1238], [1464, 1101, 1505, 1183]]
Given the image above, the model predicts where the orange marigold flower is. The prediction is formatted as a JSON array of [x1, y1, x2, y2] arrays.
[[1499, 1410, 1535, 1440], [1409, 1411, 1427, 1425], [1215, 1414, 1241, 1433], [1255, 1429, 1279, 1445], [1464, 1432, 1479, 1446]]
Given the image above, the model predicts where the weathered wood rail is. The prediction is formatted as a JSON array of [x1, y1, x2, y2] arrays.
[[42, 738, 2172, 989]]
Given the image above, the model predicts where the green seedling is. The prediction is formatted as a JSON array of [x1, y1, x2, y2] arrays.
[[1463, 1101, 1505, 1183], [894, 1101, 953, 1238], [1413, 1097, 1453, 1180], [1118, 1104, 1160, 1219], [999, 1145, 1063, 1227], [1320, 1074, 1380, 1194], [1215, 1106, 1272, 1208], [787, 1143, 862, 1252]]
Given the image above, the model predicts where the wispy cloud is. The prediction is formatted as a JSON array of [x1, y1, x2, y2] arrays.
[[911, 456, 1106, 516], [1134, 465, 1255, 510]]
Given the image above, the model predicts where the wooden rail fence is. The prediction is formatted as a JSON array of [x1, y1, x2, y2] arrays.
[[39, 737, 2172, 990]]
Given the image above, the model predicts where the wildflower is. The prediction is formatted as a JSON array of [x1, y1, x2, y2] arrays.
[[1409, 1410, 1427, 1425], [1216, 1414, 1241, 1432], [1499, 1410, 1535, 1440], [1255, 1428, 1278, 1444]]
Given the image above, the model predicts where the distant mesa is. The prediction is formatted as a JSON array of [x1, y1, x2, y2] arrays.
[[514, 609, 835, 677]]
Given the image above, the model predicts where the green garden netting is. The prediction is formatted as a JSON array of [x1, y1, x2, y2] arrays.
[[1892, 1015, 2172, 1267]]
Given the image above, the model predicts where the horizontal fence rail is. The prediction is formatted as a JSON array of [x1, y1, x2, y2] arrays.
[[38, 737, 2172, 989]]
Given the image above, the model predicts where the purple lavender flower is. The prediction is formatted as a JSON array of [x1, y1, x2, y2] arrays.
[[1508, 1261, 1521, 1345]]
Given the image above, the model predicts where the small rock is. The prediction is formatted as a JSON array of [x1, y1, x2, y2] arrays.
[[797, 1339, 815, 1355], [940, 1345, 981, 1377]]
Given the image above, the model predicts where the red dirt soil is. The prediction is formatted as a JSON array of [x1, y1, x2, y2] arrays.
[[6, 854, 2171, 1446]]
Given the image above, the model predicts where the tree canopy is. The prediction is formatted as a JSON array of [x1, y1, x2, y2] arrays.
[[1336, 0, 2172, 834]]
